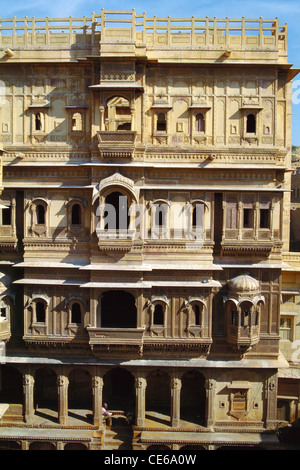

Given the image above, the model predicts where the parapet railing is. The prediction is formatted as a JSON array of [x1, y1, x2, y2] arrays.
[[0, 9, 288, 52]]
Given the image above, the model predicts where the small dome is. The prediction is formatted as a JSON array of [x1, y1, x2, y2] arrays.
[[228, 274, 259, 293]]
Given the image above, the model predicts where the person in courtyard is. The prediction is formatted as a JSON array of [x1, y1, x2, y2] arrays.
[[102, 403, 112, 426]]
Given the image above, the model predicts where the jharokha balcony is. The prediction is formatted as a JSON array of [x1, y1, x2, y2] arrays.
[[97, 131, 137, 159], [87, 326, 145, 357]]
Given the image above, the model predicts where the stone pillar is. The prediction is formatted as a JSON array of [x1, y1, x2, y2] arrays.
[[130, 104, 135, 131], [21, 441, 30, 451], [170, 375, 181, 428], [206, 377, 216, 428], [57, 374, 69, 425], [92, 371, 103, 427], [99, 106, 105, 131], [135, 376, 147, 427], [23, 372, 34, 425], [265, 372, 278, 430]]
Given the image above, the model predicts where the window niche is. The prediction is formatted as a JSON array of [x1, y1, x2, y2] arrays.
[[228, 385, 250, 420], [29, 295, 49, 335], [150, 199, 170, 239], [66, 105, 87, 141], [149, 297, 168, 337], [225, 197, 238, 233], [156, 113, 167, 132], [66, 299, 85, 331], [189, 200, 207, 240], [242, 108, 261, 145], [184, 298, 206, 338], [0, 296, 13, 323], [66, 198, 86, 237], [259, 198, 271, 230], [29, 198, 49, 237], [30, 108, 47, 142], [195, 113, 205, 133], [246, 113, 256, 134], [242, 198, 254, 230], [71, 112, 83, 132]]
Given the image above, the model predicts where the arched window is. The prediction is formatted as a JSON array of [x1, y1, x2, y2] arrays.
[[104, 192, 129, 230], [36, 204, 45, 225], [153, 304, 164, 325], [101, 291, 137, 328], [240, 301, 252, 327], [246, 114, 256, 133], [71, 303, 82, 324], [157, 113, 166, 132], [36, 302, 46, 323], [105, 96, 131, 131], [193, 304, 201, 326], [71, 112, 82, 131], [35, 112, 43, 131], [195, 113, 205, 132], [155, 204, 167, 227], [192, 203, 205, 229], [71, 203, 82, 225]]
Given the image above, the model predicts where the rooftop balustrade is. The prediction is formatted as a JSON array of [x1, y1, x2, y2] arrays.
[[0, 10, 287, 54]]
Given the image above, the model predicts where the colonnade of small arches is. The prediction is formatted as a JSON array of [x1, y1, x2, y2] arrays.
[[0, 364, 207, 428]]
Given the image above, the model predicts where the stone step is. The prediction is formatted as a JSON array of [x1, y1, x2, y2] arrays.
[[103, 426, 133, 450]]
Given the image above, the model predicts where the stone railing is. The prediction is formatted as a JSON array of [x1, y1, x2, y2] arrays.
[[0, 10, 287, 52]]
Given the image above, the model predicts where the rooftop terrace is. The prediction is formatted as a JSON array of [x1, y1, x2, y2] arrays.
[[0, 10, 288, 62]]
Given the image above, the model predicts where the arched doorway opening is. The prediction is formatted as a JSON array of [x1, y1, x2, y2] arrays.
[[101, 290, 137, 328], [180, 370, 206, 426], [0, 440, 21, 450], [68, 368, 93, 423], [34, 367, 58, 419], [181, 444, 206, 450], [104, 191, 130, 231], [64, 442, 88, 450], [29, 441, 56, 450], [147, 444, 170, 450], [146, 370, 170, 425], [103, 368, 135, 415], [0, 365, 23, 420]]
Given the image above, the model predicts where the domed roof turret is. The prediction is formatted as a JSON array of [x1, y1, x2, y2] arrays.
[[228, 273, 259, 294]]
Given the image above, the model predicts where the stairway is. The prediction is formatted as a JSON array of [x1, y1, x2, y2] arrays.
[[103, 412, 133, 450]]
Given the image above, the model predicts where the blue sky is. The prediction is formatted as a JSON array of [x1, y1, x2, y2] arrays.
[[1, 0, 300, 145]]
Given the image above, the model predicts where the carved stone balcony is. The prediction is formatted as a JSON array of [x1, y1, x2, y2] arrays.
[[226, 324, 260, 354], [97, 228, 135, 253], [221, 240, 275, 257], [87, 326, 145, 357], [97, 131, 137, 159], [0, 320, 11, 343]]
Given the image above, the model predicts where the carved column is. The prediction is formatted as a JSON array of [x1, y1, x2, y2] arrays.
[[130, 104, 135, 131], [205, 377, 216, 428], [99, 106, 105, 131], [265, 372, 278, 430], [254, 201, 259, 240], [222, 200, 226, 242], [135, 375, 147, 427], [170, 375, 181, 428], [57, 374, 69, 425], [92, 370, 103, 427], [238, 200, 243, 240], [270, 203, 275, 240], [23, 372, 34, 425], [11, 198, 16, 237]]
